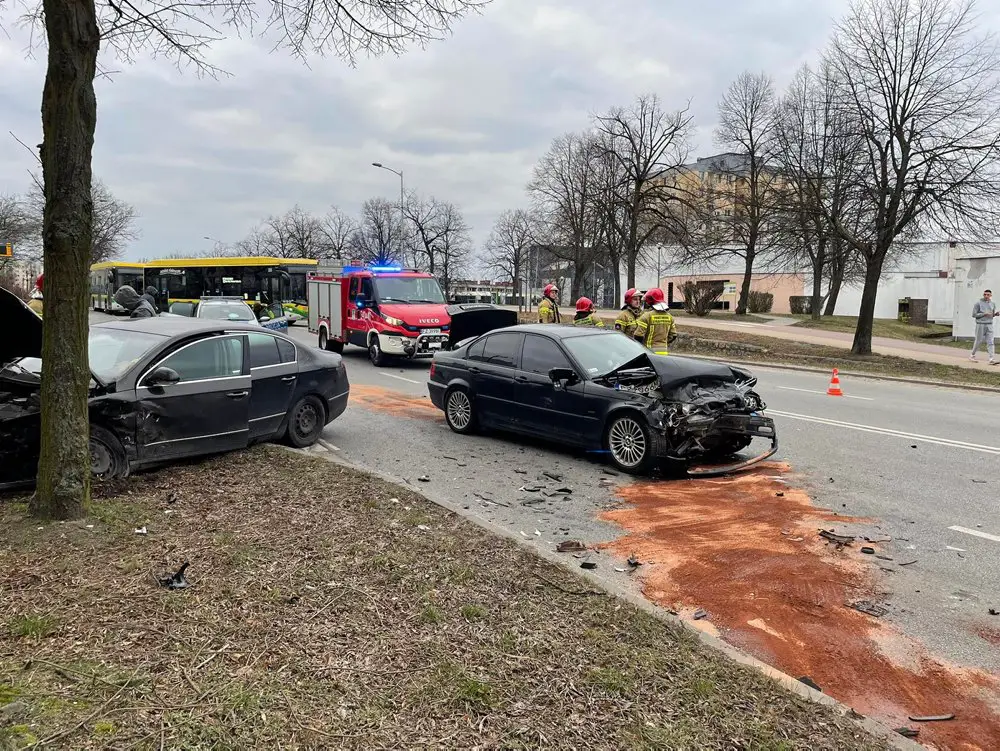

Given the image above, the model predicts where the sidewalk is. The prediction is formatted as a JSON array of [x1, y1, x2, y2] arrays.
[[508, 306, 993, 371]]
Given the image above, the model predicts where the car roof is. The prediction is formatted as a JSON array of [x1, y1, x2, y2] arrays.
[[93, 316, 264, 337], [500, 324, 616, 340]]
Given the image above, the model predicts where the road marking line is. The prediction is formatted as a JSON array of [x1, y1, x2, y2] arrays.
[[379, 372, 422, 385], [776, 386, 874, 401], [767, 409, 1000, 455], [948, 525, 1000, 543]]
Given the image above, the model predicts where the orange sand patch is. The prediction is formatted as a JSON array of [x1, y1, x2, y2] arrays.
[[350, 384, 443, 421], [600, 463, 1000, 750]]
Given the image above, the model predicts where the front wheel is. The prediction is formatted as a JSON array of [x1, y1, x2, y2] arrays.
[[285, 395, 326, 448], [605, 413, 655, 474], [444, 387, 477, 435], [369, 338, 386, 367], [90, 425, 128, 481]]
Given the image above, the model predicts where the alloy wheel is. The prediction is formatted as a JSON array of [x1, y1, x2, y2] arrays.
[[608, 417, 647, 468], [447, 390, 472, 430]]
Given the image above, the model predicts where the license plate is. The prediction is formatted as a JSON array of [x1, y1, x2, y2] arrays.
[[428, 341, 442, 349], [423, 328, 442, 335]]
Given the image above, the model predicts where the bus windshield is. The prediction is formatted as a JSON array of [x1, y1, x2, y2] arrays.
[[374, 276, 446, 304], [117, 269, 144, 289]]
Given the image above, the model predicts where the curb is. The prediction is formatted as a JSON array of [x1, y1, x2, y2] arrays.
[[305, 440, 923, 751], [676, 352, 1000, 394]]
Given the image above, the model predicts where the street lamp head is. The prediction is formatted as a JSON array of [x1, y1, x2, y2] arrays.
[[372, 162, 383, 168]]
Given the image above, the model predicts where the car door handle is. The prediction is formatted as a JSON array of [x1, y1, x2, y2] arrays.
[[225, 390, 249, 398], [514, 375, 528, 383], [280, 376, 296, 382], [469, 366, 481, 373]]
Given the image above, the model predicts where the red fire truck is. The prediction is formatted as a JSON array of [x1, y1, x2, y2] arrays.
[[306, 261, 451, 366]]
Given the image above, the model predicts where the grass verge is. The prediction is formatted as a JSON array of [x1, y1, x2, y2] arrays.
[[787, 314, 964, 347], [0, 446, 888, 750]]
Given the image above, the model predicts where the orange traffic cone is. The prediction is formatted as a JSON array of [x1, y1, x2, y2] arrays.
[[827, 368, 844, 397]]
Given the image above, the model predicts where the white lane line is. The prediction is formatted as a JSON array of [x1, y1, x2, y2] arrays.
[[768, 409, 1000, 455], [776, 386, 874, 401], [379, 372, 422, 385], [949, 526, 1000, 543]]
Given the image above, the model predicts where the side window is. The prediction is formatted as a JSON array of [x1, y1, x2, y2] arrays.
[[248, 333, 281, 369], [482, 332, 523, 368], [520, 335, 573, 375], [361, 277, 375, 300], [348, 277, 359, 300], [154, 336, 244, 382], [466, 338, 486, 361], [276, 338, 296, 363]]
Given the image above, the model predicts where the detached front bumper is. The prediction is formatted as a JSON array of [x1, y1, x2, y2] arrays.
[[655, 411, 778, 478], [378, 331, 449, 358]]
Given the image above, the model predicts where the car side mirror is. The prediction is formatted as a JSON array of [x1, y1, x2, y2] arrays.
[[146, 366, 180, 386], [548, 367, 578, 386]]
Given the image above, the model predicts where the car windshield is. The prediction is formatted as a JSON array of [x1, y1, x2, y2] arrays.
[[374, 276, 446, 304], [199, 302, 255, 321], [89, 328, 166, 382], [562, 333, 649, 377]]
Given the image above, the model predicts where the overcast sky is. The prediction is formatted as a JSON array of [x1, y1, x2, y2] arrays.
[[0, 0, 942, 262]]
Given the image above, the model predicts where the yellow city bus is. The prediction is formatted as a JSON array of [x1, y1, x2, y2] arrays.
[[141, 256, 318, 322], [90, 262, 147, 313]]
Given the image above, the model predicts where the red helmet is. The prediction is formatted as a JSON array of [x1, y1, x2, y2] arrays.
[[543, 283, 558, 298], [35, 274, 43, 291], [575, 296, 594, 313], [624, 287, 640, 304], [644, 287, 665, 305]]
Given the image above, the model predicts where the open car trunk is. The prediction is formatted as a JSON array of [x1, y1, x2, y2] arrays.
[[0, 286, 42, 364], [446, 304, 518, 349]]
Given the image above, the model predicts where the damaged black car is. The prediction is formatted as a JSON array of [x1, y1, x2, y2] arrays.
[[0, 287, 349, 491], [428, 309, 776, 476]]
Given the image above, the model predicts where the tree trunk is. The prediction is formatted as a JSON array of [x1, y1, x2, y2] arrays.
[[811, 238, 826, 321], [851, 252, 885, 356], [30, 0, 100, 520], [824, 260, 844, 316], [626, 254, 637, 290], [736, 250, 755, 316]]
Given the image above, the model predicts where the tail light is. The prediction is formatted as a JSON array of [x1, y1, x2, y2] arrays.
[[429, 362, 436, 378]]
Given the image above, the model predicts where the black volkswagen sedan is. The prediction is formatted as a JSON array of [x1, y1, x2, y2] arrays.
[[428, 313, 777, 476], [0, 288, 348, 489]]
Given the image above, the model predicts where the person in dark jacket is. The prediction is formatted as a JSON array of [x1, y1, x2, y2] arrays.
[[141, 286, 159, 313], [114, 285, 157, 318]]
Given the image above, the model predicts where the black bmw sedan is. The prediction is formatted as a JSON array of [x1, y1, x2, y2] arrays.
[[0, 288, 348, 489]]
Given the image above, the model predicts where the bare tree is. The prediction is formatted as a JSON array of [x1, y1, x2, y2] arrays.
[[431, 200, 472, 299], [316, 206, 358, 259], [527, 131, 604, 299], [706, 71, 783, 315], [404, 193, 448, 272], [350, 197, 405, 264], [593, 94, 694, 290], [0, 194, 40, 271], [484, 208, 534, 309], [259, 206, 324, 258], [233, 225, 276, 257], [826, 0, 1000, 354], [8, 0, 491, 519]]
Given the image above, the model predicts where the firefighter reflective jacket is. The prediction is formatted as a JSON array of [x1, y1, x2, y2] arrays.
[[573, 313, 605, 328], [614, 307, 639, 337], [634, 307, 677, 355], [538, 297, 561, 324]]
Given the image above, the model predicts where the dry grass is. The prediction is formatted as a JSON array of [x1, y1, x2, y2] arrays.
[[0, 447, 889, 750], [787, 314, 963, 347]]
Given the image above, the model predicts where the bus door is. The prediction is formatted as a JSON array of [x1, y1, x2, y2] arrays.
[[146, 270, 184, 310], [257, 270, 289, 319]]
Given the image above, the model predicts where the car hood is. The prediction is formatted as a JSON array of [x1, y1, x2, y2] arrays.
[[618, 352, 749, 391], [379, 302, 450, 327], [0, 286, 42, 364], [445, 304, 519, 346]]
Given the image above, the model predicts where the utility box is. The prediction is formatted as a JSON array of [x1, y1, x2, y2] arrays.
[[898, 297, 928, 325]]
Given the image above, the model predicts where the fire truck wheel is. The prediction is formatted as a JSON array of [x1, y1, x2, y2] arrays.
[[444, 387, 477, 434], [285, 395, 326, 448], [318, 329, 327, 350], [319, 329, 343, 353], [368, 338, 387, 366]]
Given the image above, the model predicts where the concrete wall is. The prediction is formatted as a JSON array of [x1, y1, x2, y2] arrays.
[[953, 256, 1000, 339]]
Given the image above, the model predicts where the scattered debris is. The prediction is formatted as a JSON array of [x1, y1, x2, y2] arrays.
[[541, 472, 564, 483], [627, 555, 641, 568], [849, 600, 888, 618], [864, 535, 892, 543], [972, 479, 987, 484], [908, 714, 955, 723], [988, 608, 998, 616], [693, 608, 708, 620], [614, 567, 627, 573], [556, 540, 587, 553], [417, 524, 431, 531], [780, 529, 791, 536], [819, 530, 855, 546], [776, 491, 784, 497], [945, 545, 966, 552], [894, 727, 920, 738], [164, 491, 177, 504], [519, 485, 544, 493], [158, 562, 190, 590], [580, 561, 597, 570], [134, 526, 148, 535], [876, 555, 894, 561], [798, 676, 822, 692], [519, 531, 530, 538], [520, 498, 546, 507], [417, 475, 430, 483], [910, 445, 917, 449], [534, 529, 542, 537], [860, 547, 875, 555]]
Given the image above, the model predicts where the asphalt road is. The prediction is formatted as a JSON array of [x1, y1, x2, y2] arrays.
[[275, 323, 1000, 674], [86, 312, 1000, 672]]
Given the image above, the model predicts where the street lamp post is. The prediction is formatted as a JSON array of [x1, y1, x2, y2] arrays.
[[372, 162, 404, 261]]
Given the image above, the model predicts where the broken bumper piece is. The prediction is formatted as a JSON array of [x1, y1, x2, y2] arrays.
[[685, 413, 779, 478]]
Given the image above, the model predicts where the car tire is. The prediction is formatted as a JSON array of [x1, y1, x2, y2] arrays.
[[369, 338, 386, 367], [285, 395, 326, 448], [605, 413, 655, 475], [318, 329, 328, 350], [444, 387, 477, 435], [90, 425, 128, 481]]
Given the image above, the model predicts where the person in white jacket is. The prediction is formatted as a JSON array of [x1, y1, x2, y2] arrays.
[[970, 289, 998, 364]]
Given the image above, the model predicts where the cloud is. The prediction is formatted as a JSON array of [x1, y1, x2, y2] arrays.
[[0, 0, 857, 261]]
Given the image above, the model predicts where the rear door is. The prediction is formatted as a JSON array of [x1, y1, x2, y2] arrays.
[[516, 334, 601, 444], [468, 331, 524, 429], [247, 332, 299, 440], [135, 333, 251, 461]]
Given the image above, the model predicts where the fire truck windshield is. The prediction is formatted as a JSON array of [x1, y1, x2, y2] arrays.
[[374, 276, 446, 304]]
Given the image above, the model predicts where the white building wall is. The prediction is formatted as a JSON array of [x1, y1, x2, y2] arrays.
[[953, 256, 1000, 339]]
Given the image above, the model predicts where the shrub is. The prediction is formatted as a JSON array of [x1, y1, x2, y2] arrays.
[[789, 296, 814, 315], [682, 281, 725, 317], [746, 291, 774, 314]]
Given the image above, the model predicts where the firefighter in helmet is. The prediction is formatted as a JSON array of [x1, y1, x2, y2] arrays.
[[27, 274, 43, 317], [573, 297, 605, 327], [633, 288, 677, 355], [538, 283, 561, 323], [614, 288, 642, 337]]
